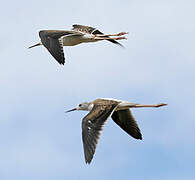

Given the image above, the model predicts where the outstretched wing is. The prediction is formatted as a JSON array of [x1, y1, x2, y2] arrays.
[[82, 103, 118, 164], [72, 24, 123, 47], [39, 30, 81, 65], [39, 31, 68, 65], [111, 109, 142, 140]]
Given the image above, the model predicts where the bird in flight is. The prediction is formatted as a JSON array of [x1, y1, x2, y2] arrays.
[[28, 24, 128, 65], [66, 98, 167, 164]]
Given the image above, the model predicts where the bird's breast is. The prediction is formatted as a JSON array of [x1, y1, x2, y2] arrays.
[[62, 34, 98, 46], [82, 34, 97, 42]]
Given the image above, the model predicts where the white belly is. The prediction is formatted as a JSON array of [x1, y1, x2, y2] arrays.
[[62, 34, 99, 46]]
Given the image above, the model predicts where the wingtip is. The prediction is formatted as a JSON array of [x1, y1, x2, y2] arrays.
[[118, 43, 125, 49], [85, 158, 92, 164], [137, 132, 143, 140], [107, 39, 125, 48], [58, 59, 65, 65], [84, 151, 94, 164]]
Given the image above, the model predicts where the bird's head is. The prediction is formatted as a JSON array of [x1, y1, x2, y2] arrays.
[[66, 102, 93, 113]]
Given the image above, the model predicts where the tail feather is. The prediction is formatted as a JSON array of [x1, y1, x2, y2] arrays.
[[106, 39, 124, 48]]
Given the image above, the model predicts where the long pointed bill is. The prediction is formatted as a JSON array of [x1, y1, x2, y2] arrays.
[[28, 42, 42, 49], [65, 108, 77, 113]]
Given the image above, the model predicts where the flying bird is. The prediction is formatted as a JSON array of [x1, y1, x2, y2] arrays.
[[28, 24, 128, 65], [66, 98, 167, 164]]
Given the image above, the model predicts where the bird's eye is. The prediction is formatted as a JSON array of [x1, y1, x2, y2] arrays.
[[79, 104, 82, 107]]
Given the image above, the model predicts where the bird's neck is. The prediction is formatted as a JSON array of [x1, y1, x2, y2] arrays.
[[87, 103, 94, 111]]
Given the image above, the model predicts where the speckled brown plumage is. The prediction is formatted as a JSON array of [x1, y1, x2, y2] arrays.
[[82, 99, 119, 164]]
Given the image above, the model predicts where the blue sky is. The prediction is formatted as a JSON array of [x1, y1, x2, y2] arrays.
[[0, 0, 195, 179]]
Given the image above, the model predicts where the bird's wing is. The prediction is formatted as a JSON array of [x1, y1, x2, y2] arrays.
[[72, 24, 97, 34], [111, 109, 142, 140], [40, 30, 82, 38], [72, 24, 123, 47], [39, 31, 68, 65], [82, 102, 118, 164], [39, 30, 83, 65]]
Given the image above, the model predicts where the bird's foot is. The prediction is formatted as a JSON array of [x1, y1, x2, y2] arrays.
[[117, 32, 129, 36], [155, 103, 168, 107], [113, 37, 127, 40]]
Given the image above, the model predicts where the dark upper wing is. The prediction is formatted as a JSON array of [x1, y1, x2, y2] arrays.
[[39, 30, 80, 65], [82, 103, 118, 164], [72, 24, 123, 47], [39, 31, 68, 65], [40, 30, 78, 38], [111, 109, 142, 140]]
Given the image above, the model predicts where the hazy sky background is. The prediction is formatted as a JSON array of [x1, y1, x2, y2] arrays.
[[0, 0, 195, 179]]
